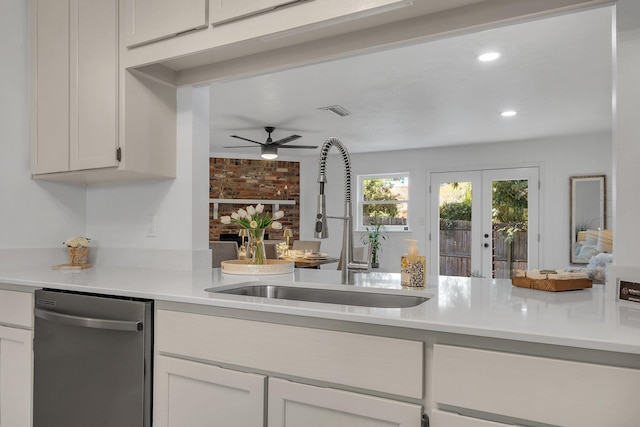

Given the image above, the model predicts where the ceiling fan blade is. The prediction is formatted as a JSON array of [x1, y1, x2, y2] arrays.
[[279, 145, 318, 149], [223, 145, 258, 148], [273, 135, 301, 145], [230, 135, 264, 145]]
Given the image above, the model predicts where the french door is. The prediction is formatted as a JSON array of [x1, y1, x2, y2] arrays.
[[429, 168, 539, 278]]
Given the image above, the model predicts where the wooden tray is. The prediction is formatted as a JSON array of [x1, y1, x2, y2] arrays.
[[220, 259, 294, 275], [52, 264, 92, 270], [512, 276, 592, 292]]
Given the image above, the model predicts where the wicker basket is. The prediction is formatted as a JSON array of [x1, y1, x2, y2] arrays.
[[69, 246, 89, 265]]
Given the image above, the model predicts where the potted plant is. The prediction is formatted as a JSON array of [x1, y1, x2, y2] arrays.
[[361, 219, 387, 268]]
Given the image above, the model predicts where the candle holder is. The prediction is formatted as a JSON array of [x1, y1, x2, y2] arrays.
[[238, 228, 248, 256], [283, 228, 293, 247]]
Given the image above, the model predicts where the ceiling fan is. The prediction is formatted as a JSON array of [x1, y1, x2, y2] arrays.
[[225, 126, 318, 159]]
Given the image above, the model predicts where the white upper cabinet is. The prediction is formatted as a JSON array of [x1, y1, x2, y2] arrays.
[[124, 0, 208, 47], [210, 0, 309, 26], [30, 0, 119, 175], [30, 0, 176, 184], [122, 0, 414, 69]]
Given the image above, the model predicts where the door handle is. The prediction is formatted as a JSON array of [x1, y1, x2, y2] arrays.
[[483, 243, 490, 248], [34, 307, 143, 332]]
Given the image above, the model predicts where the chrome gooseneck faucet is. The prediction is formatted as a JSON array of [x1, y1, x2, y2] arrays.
[[315, 138, 370, 284]]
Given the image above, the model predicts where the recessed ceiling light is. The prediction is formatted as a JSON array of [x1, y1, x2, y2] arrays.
[[501, 110, 517, 117], [478, 52, 500, 62]]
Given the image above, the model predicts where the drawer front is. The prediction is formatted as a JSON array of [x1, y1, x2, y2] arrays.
[[433, 344, 640, 427], [156, 310, 423, 398], [0, 289, 33, 328]]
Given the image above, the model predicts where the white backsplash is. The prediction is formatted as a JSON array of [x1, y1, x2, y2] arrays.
[[0, 248, 212, 271]]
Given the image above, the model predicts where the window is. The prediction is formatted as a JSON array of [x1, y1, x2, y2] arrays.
[[358, 174, 409, 231]]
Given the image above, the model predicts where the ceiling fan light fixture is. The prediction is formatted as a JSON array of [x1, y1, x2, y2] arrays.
[[478, 52, 501, 62], [261, 144, 278, 159]]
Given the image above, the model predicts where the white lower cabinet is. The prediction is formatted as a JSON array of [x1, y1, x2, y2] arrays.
[[0, 326, 32, 427], [154, 308, 425, 426], [154, 355, 422, 427], [433, 344, 640, 427], [153, 355, 265, 427], [0, 288, 33, 427], [268, 378, 422, 427]]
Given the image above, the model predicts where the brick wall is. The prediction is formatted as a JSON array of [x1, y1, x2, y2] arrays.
[[209, 158, 300, 241]]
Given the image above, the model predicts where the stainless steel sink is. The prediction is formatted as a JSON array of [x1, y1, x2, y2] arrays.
[[206, 282, 430, 308]]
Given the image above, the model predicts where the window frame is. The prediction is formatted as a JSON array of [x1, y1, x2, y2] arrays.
[[357, 172, 410, 232]]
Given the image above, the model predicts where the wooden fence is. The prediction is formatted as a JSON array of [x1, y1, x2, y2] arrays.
[[439, 221, 528, 278]]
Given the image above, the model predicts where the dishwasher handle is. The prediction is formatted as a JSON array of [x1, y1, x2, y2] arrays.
[[34, 307, 143, 332]]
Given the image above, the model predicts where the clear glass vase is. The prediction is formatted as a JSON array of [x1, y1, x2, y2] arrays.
[[247, 228, 266, 265]]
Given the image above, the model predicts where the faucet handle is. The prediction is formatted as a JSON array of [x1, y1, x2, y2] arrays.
[[348, 259, 371, 273]]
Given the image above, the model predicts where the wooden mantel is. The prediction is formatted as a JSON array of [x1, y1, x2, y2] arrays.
[[210, 199, 296, 219]]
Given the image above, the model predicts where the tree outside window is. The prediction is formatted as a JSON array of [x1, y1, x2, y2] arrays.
[[359, 174, 409, 230]]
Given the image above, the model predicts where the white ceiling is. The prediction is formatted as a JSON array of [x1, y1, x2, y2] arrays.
[[209, 6, 613, 158]]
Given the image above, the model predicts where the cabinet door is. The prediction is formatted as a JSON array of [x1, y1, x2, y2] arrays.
[[30, 0, 70, 174], [71, 0, 119, 171], [0, 326, 33, 427], [210, 0, 305, 25], [268, 378, 422, 427], [154, 355, 265, 427], [30, 0, 118, 174], [124, 0, 208, 47]]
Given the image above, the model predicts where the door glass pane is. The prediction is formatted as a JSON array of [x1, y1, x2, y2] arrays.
[[439, 181, 472, 277], [491, 179, 529, 278]]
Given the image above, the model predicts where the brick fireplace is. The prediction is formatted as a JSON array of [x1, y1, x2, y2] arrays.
[[209, 158, 300, 242]]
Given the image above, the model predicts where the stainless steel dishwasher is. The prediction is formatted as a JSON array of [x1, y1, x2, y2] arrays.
[[33, 289, 153, 427]]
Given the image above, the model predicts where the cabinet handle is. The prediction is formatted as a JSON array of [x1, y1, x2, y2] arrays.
[[34, 307, 143, 332]]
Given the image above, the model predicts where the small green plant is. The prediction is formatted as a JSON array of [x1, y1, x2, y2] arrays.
[[361, 218, 388, 267]]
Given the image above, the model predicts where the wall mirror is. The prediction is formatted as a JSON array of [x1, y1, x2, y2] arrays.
[[570, 175, 606, 264]]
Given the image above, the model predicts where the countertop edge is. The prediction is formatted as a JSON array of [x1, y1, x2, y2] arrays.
[[2, 267, 639, 355]]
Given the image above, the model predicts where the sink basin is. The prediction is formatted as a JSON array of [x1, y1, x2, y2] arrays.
[[206, 282, 430, 308]]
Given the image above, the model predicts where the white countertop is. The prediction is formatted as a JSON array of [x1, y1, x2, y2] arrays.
[[1, 265, 639, 355]]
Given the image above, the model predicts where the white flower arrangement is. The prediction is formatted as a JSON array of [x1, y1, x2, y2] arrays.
[[63, 237, 91, 248], [220, 204, 285, 265], [220, 204, 284, 231]]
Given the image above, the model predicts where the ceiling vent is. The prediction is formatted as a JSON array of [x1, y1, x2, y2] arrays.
[[317, 105, 351, 117]]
